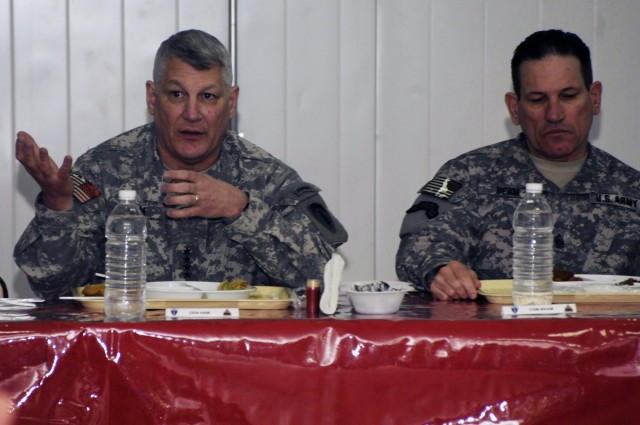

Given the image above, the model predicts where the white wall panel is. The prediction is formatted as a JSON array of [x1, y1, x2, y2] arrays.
[[376, 0, 431, 280], [541, 0, 595, 39], [593, 0, 640, 170], [0, 0, 14, 293], [237, 0, 287, 159], [431, 0, 486, 168], [3, 0, 640, 297], [69, 0, 123, 155], [285, 1, 341, 191], [484, 0, 539, 143], [337, 0, 377, 278], [123, 0, 176, 129], [12, 0, 69, 297], [178, 0, 228, 37]]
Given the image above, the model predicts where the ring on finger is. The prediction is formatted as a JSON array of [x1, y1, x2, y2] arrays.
[[193, 194, 200, 204]]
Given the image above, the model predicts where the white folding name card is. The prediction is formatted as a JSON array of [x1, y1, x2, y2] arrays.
[[501, 303, 577, 317], [166, 308, 240, 319]]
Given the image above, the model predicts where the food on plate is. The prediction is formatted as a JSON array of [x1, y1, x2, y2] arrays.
[[552, 269, 583, 282], [616, 278, 640, 286], [218, 279, 249, 290], [82, 283, 105, 296]]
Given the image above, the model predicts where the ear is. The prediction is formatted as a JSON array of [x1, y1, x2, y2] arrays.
[[145, 81, 156, 116], [504, 92, 520, 125], [590, 81, 603, 115], [229, 85, 240, 117]]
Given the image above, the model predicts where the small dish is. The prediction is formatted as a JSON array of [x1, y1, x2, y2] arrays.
[[341, 281, 414, 314]]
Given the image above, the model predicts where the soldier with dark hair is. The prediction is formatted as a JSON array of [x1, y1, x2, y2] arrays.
[[397, 29, 640, 301]]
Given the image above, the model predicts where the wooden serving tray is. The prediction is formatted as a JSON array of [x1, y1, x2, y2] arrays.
[[66, 286, 292, 310], [479, 279, 640, 304]]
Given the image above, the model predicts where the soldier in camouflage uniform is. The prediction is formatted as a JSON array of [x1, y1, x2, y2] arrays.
[[14, 29, 347, 300], [396, 29, 640, 301]]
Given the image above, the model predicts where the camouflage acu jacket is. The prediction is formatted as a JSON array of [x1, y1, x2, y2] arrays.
[[396, 134, 640, 291], [14, 124, 347, 299]]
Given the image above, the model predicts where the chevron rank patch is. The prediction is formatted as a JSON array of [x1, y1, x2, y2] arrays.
[[70, 173, 101, 203], [419, 176, 462, 200]]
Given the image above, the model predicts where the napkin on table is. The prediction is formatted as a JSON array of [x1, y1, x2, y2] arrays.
[[320, 253, 345, 315]]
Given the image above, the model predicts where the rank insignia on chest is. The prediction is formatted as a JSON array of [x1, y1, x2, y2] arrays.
[[419, 177, 462, 200]]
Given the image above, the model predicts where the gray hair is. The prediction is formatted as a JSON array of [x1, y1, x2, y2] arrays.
[[153, 29, 233, 87]]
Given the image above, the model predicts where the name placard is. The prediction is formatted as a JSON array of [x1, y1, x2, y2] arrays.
[[501, 303, 577, 317], [166, 308, 240, 319]]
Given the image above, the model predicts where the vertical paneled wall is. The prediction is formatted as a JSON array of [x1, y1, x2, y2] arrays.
[[2, 0, 640, 297]]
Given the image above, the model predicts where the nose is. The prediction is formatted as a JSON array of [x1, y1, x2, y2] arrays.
[[545, 97, 564, 123], [182, 98, 201, 121]]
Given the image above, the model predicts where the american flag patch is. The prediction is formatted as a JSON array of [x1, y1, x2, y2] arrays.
[[419, 176, 462, 200], [70, 173, 101, 204]]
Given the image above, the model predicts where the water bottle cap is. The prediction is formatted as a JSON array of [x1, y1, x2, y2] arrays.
[[118, 190, 137, 201], [525, 183, 543, 193]]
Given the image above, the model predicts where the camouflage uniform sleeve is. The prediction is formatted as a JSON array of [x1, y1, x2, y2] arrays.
[[395, 161, 478, 291], [223, 179, 348, 286], [13, 192, 106, 300]]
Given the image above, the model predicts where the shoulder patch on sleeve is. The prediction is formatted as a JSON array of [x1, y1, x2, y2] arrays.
[[419, 176, 462, 200], [406, 201, 439, 219], [71, 173, 101, 204], [279, 181, 348, 247]]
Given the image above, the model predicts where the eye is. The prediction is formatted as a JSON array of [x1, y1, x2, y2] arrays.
[[168, 91, 185, 100], [528, 96, 545, 104], [201, 92, 219, 102]]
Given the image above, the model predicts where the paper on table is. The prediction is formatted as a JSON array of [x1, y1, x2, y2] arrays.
[[320, 253, 345, 315]]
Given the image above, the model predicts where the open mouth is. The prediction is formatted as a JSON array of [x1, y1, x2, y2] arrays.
[[179, 130, 206, 140]]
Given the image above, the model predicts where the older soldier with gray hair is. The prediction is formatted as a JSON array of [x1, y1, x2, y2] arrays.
[[14, 29, 347, 300], [396, 29, 640, 301]]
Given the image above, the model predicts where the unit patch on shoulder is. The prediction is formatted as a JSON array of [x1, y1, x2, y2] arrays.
[[419, 176, 462, 200], [406, 201, 439, 219], [70, 173, 101, 204]]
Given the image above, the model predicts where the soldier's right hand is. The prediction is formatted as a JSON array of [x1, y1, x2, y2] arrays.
[[429, 260, 482, 301], [15, 131, 74, 211]]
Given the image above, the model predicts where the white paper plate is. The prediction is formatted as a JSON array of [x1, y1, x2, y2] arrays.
[[553, 275, 640, 293], [147, 281, 256, 300]]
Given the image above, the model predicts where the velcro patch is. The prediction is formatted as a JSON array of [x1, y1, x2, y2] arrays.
[[419, 177, 462, 200], [71, 173, 101, 204], [406, 201, 439, 219]]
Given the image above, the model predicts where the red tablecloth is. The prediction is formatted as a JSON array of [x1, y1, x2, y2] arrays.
[[0, 297, 639, 424]]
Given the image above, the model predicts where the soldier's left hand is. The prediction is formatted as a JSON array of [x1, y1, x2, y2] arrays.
[[161, 170, 249, 219]]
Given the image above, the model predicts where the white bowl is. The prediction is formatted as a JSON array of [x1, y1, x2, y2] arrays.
[[342, 281, 414, 315], [345, 290, 408, 314]]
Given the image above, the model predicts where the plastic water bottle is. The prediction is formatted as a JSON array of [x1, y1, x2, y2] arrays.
[[104, 190, 147, 320], [512, 183, 554, 306]]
